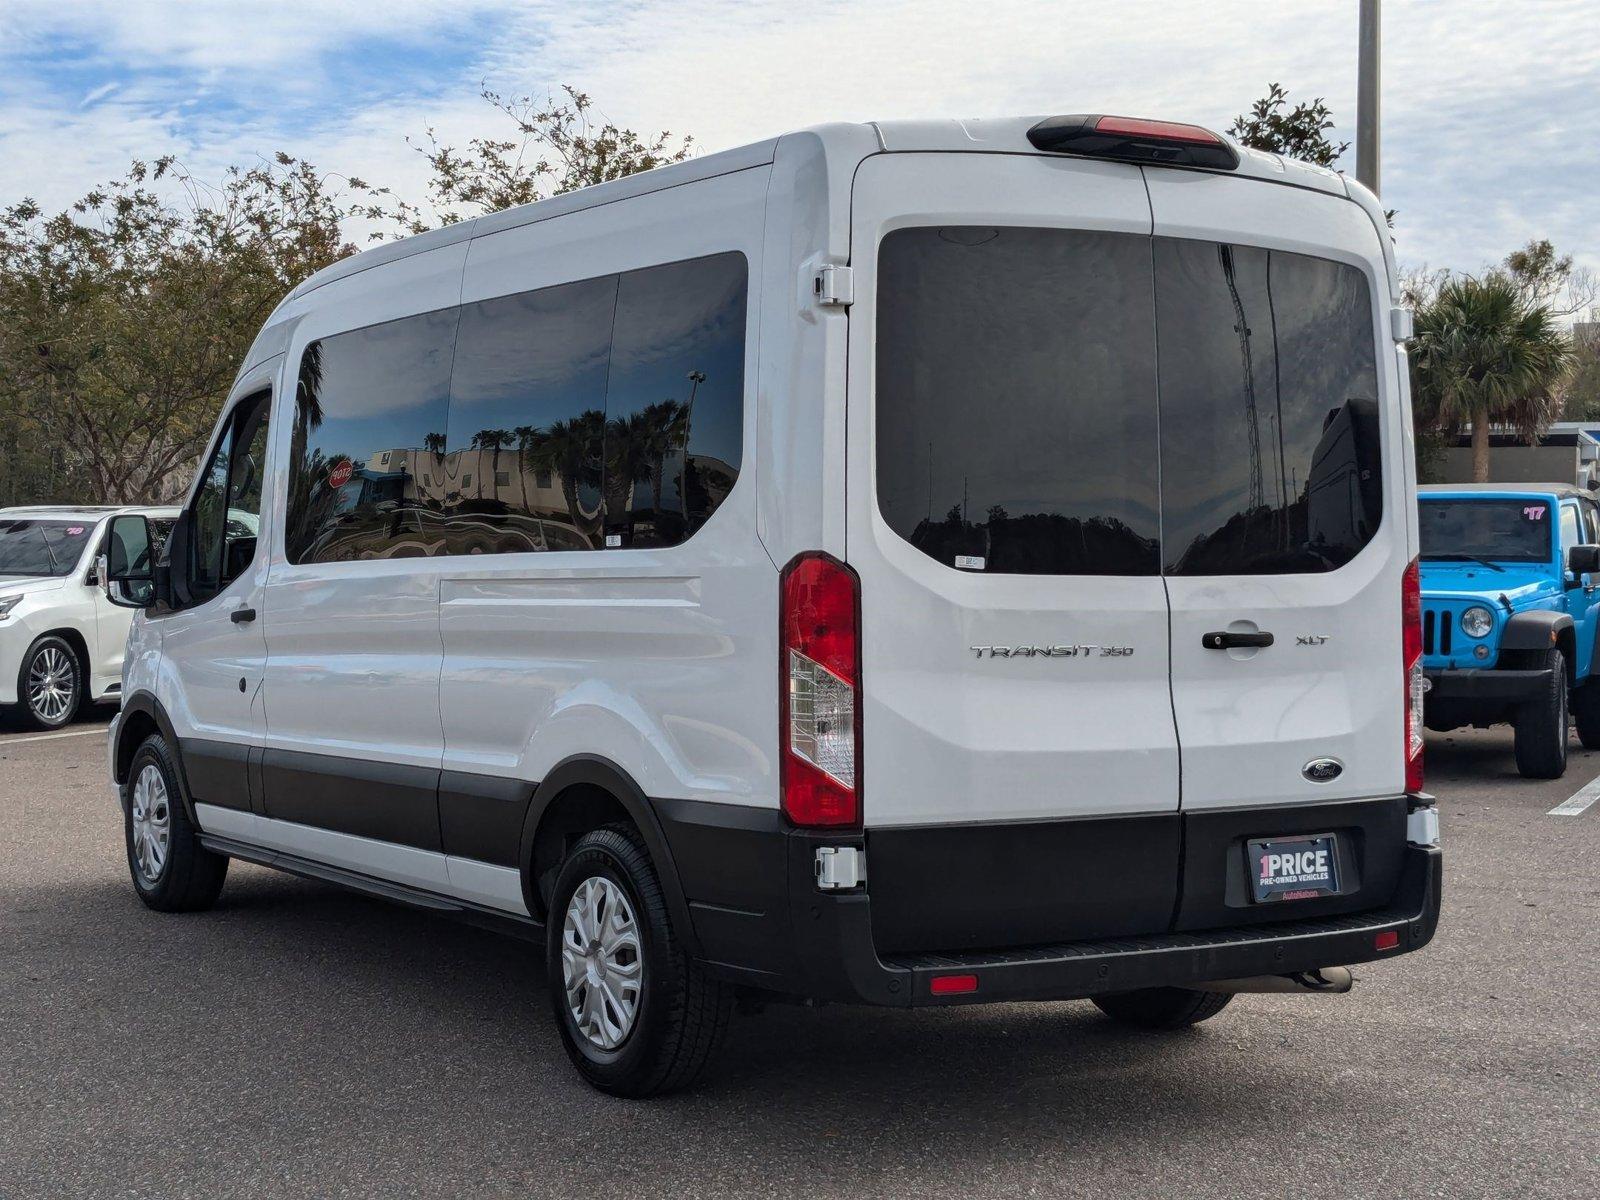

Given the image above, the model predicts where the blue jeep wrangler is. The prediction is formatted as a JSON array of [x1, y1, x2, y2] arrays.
[[1418, 483, 1600, 778]]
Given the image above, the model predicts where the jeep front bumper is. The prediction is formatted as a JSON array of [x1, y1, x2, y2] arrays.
[[1425, 667, 1552, 703]]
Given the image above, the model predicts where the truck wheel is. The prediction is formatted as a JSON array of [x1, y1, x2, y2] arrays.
[[1572, 682, 1600, 750], [124, 733, 229, 911], [546, 825, 732, 1097], [1513, 648, 1569, 779], [1092, 987, 1233, 1029]]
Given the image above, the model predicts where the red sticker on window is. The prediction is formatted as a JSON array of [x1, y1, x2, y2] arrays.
[[65, 526, 85, 535], [1524, 505, 1546, 521]]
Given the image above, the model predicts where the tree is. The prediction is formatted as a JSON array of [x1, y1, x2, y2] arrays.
[[354, 86, 694, 237], [1228, 82, 1348, 166], [1503, 238, 1597, 319], [1411, 273, 1575, 481], [0, 154, 358, 503]]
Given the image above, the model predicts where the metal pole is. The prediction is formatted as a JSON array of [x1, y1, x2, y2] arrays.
[[1357, 0, 1381, 195]]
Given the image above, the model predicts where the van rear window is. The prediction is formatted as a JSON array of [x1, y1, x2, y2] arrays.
[[875, 228, 1382, 576]]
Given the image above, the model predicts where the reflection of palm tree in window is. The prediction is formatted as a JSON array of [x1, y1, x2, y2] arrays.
[[638, 399, 689, 515], [470, 428, 512, 502], [512, 424, 538, 514], [526, 410, 604, 541]]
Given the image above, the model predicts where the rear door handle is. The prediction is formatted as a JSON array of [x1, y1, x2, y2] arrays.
[[230, 607, 257, 624], [1202, 630, 1273, 650]]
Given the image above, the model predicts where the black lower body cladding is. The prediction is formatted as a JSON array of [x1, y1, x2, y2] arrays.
[[652, 796, 1438, 1007]]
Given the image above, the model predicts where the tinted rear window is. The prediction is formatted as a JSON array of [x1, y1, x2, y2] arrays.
[[875, 227, 1160, 575], [875, 228, 1382, 577], [1420, 499, 1552, 564]]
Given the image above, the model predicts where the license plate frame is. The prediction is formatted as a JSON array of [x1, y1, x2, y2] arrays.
[[1247, 833, 1341, 903]]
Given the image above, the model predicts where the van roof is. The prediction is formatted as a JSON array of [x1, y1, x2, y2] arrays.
[[281, 116, 1355, 308]]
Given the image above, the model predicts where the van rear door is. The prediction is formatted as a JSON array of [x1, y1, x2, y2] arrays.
[[846, 152, 1180, 953], [1144, 172, 1406, 814]]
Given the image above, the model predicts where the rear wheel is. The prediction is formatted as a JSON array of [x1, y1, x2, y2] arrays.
[[18, 635, 82, 730], [546, 825, 731, 1097], [1513, 648, 1569, 779], [123, 733, 229, 912], [1571, 681, 1600, 750], [1092, 986, 1233, 1030]]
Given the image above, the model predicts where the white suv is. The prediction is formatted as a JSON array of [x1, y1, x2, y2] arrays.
[[103, 113, 1441, 1096], [0, 506, 178, 728]]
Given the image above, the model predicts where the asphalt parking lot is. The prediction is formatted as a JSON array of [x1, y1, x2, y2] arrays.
[[2, 713, 1597, 1200]]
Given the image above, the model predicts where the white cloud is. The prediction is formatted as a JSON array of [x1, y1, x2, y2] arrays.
[[2, 0, 1596, 283]]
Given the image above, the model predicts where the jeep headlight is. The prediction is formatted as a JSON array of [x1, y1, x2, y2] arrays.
[[1460, 606, 1494, 638], [0, 595, 20, 622]]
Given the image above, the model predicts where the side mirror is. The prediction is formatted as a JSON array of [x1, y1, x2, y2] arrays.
[[87, 556, 105, 588], [1568, 545, 1600, 576], [104, 514, 156, 608]]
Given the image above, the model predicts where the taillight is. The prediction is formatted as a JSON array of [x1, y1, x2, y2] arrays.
[[1403, 556, 1425, 793], [780, 552, 861, 827]]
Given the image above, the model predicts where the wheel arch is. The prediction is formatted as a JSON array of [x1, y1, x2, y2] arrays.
[[112, 692, 195, 820], [519, 754, 700, 956]]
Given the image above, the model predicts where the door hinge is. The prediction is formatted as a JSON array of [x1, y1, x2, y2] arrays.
[[813, 263, 854, 308], [814, 845, 866, 890]]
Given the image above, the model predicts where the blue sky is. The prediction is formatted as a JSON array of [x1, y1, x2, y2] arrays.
[[2, 0, 1596, 292]]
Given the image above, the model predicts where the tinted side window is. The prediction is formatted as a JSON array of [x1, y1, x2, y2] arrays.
[[285, 310, 456, 564], [1561, 503, 1581, 552], [1156, 241, 1381, 575], [875, 227, 1160, 575], [445, 277, 616, 553], [603, 252, 747, 548]]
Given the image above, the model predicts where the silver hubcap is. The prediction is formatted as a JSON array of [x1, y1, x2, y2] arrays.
[[27, 646, 75, 723], [561, 876, 642, 1050], [130, 764, 171, 884]]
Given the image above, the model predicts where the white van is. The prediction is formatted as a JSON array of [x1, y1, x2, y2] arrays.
[[103, 114, 1441, 1096]]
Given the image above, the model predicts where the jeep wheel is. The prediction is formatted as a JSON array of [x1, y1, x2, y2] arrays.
[[1513, 648, 1569, 779], [1572, 682, 1600, 750]]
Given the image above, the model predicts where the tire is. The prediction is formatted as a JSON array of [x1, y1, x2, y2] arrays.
[[123, 733, 228, 912], [1572, 681, 1600, 750], [1513, 648, 1569, 780], [1092, 987, 1234, 1030], [546, 825, 732, 1097], [17, 634, 83, 730]]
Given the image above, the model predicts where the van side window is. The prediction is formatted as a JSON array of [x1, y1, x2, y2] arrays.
[[446, 276, 617, 552], [602, 252, 747, 548], [1156, 241, 1381, 575], [284, 309, 457, 564], [875, 226, 1161, 575], [192, 392, 270, 597]]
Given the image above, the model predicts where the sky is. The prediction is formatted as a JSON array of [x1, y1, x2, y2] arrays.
[[1, 0, 1596, 289]]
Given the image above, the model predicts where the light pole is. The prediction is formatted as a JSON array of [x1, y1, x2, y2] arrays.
[[1357, 0, 1381, 195]]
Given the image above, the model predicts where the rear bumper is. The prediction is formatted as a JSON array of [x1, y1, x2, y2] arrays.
[[656, 797, 1441, 1008], [1425, 667, 1550, 703], [792, 841, 1440, 1007]]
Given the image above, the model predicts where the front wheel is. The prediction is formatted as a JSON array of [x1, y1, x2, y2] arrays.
[[124, 733, 229, 911], [546, 826, 731, 1097], [1092, 987, 1233, 1030], [1513, 648, 1569, 779]]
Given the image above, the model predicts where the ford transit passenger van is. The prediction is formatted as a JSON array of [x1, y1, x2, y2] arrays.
[[103, 114, 1441, 1096]]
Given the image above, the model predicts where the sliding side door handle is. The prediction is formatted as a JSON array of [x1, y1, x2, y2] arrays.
[[229, 607, 258, 624], [1201, 630, 1273, 650]]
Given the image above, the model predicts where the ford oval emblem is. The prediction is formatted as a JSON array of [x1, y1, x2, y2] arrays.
[[1302, 758, 1343, 784]]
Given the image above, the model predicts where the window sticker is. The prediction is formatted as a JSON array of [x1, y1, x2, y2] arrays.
[[65, 526, 85, 536], [1524, 505, 1547, 521]]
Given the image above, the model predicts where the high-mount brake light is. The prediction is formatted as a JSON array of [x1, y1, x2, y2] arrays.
[[780, 552, 862, 828], [1403, 557, 1425, 794], [1025, 113, 1240, 171]]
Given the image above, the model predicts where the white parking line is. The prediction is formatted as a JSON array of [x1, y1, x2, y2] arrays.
[[0, 725, 112, 747], [1549, 772, 1600, 817]]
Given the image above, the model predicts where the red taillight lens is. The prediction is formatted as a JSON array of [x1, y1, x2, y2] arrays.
[[781, 552, 861, 828], [1374, 930, 1401, 952], [930, 974, 979, 996], [1403, 557, 1425, 793], [1094, 114, 1224, 145]]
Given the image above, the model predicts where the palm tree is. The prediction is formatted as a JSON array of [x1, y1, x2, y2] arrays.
[[1413, 273, 1575, 482], [526, 411, 605, 541], [512, 423, 538, 513], [637, 399, 688, 514], [470, 428, 513, 501]]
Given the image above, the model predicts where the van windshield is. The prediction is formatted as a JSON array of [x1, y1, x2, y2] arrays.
[[1419, 499, 1552, 564], [0, 519, 94, 577]]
